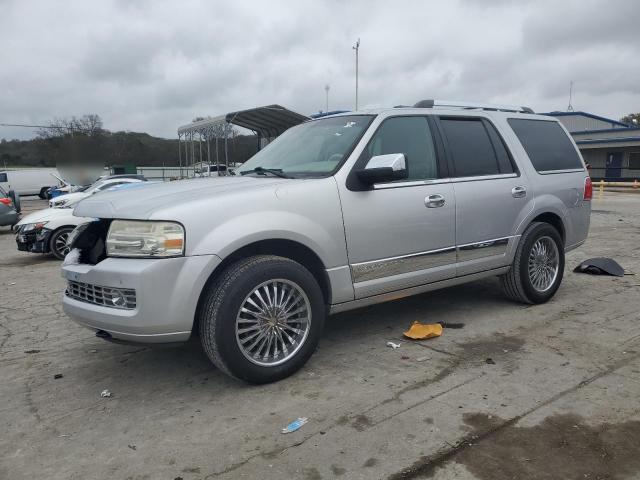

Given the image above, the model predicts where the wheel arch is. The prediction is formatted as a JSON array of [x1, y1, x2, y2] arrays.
[[529, 212, 565, 243], [192, 238, 331, 335]]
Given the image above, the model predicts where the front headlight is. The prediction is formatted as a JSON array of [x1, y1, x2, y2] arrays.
[[106, 220, 185, 258], [21, 221, 49, 232]]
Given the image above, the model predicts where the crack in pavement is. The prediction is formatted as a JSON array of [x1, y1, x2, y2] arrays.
[[386, 350, 640, 479]]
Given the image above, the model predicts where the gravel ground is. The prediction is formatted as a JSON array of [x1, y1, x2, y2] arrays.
[[1, 192, 639, 480]]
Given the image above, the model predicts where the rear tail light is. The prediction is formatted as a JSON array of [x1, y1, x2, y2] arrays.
[[0, 197, 11, 206], [583, 177, 593, 201]]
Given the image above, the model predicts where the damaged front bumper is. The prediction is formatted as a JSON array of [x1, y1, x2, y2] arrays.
[[16, 227, 52, 253]]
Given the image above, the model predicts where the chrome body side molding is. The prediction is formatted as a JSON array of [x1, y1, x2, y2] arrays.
[[350, 237, 513, 283], [351, 246, 456, 283], [457, 237, 510, 262]]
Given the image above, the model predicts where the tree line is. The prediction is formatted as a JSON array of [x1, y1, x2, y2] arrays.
[[0, 114, 260, 169]]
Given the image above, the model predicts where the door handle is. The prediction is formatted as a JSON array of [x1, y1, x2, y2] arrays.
[[511, 186, 527, 198], [425, 194, 445, 208]]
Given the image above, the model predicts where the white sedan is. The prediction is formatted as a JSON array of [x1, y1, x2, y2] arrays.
[[17, 180, 155, 259], [49, 177, 144, 208], [15, 207, 94, 259]]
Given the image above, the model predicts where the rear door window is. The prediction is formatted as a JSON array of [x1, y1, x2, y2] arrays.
[[440, 118, 513, 177], [508, 119, 583, 172], [0, 173, 7, 182]]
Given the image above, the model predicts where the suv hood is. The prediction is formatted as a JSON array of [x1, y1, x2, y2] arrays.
[[73, 176, 289, 219]]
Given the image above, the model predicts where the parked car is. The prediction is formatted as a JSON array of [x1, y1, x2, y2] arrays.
[[49, 177, 146, 208], [62, 100, 591, 384], [0, 185, 21, 228], [15, 207, 94, 259], [0, 168, 62, 198], [15, 180, 151, 260]]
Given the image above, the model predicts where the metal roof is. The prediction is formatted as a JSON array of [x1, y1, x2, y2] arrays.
[[544, 111, 630, 128], [178, 105, 309, 137]]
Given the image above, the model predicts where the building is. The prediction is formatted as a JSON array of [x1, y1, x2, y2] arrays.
[[546, 111, 640, 180]]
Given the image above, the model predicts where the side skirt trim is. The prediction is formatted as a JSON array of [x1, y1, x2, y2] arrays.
[[330, 266, 509, 314]]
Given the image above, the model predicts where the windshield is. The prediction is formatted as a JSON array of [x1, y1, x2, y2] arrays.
[[87, 180, 111, 193], [237, 115, 373, 177]]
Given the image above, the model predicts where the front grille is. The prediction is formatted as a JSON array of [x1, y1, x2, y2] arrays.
[[66, 281, 136, 310]]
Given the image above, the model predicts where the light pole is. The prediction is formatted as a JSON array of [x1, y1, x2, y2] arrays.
[[352, 38, 360, 110], [324, 84, 330, 114]]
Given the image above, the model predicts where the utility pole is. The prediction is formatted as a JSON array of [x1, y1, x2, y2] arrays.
[[567, 80, 574, 112], [324, 84, 330, 113], [353, 38, 360, 110]]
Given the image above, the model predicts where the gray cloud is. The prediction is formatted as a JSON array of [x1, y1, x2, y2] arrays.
[[1, 0, 639, 140]]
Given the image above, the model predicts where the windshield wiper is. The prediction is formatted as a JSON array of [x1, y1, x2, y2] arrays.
[[240, 167, 293, 179]]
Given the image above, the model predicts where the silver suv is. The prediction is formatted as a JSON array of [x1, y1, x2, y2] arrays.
[[62, 100, 591, 383]]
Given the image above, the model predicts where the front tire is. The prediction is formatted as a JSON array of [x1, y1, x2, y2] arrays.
[[199, 255, 325, 384], [501, 222, 564, 304], [49, 227, 73, 260]]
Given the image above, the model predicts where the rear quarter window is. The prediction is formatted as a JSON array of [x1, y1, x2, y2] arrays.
[[508, 119, 583, 172]]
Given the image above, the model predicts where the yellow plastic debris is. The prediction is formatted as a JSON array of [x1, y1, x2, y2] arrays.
[[403, 321, 443, 340]]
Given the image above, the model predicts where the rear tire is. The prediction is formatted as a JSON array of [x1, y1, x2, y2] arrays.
[[49, 227, 73, 260], [39, 187, 49, 200], [199, 255, 325, 384], [501, 222, 564, 304]]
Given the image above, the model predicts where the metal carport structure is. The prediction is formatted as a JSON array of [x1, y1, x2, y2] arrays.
[[177, 105, 309, 177]]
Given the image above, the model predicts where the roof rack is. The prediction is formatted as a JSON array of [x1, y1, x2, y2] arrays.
[[413, 99, 534, 114]]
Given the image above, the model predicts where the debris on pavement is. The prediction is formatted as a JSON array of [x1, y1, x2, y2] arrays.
[[403, 321, 443, 340], [281, 417, 308, 434], [485, 358, 496, 365], [416, 356, 429, 362], [127, 444, 137, 451], [438, 322, 465, 329], [100, 389, 112, 398], [53, 374, 63, 379], [386, 341, 401, 349], [401, 355, 410, 360], [574, 257, 624, 277], [24, 349, 40, 354]]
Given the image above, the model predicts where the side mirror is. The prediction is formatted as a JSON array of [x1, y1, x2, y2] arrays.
[[356, 153, 407, 185]]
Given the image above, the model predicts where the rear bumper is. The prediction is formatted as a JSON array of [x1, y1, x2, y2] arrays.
[[62, 254, 222, 343], [0, 210, 19, 227]]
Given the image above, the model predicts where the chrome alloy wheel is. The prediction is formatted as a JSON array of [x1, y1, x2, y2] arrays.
[[235, 279, 312, 367], [54, 231, 71, 257], [527, 236, 560, 293]]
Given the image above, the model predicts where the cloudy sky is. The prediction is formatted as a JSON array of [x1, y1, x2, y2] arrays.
[[1, 0, 639, 140]]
